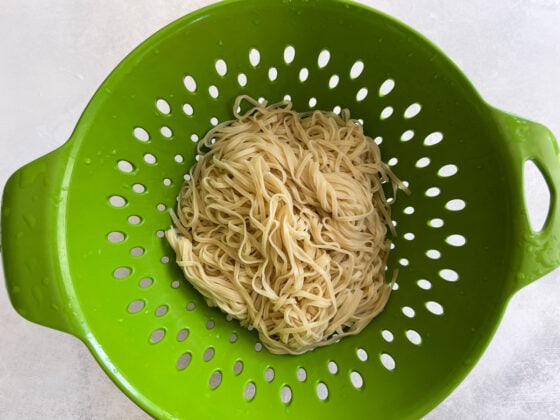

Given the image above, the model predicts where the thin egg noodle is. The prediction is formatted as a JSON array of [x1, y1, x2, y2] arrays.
[[166, 96, 405, 354]]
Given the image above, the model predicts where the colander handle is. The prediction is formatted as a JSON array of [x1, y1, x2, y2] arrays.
[[1, 143, 80, 336], [494, 108, 560, 293]]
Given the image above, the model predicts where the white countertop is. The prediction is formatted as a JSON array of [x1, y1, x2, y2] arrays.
[[1, 1, 559, 418]]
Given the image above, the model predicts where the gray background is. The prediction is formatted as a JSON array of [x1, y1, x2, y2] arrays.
[[1, 0, 559, 418]]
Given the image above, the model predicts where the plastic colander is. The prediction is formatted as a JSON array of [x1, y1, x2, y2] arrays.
[[2, 0, 559, 418]]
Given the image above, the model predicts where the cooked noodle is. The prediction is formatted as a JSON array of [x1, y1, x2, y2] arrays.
[[166, 95, 404, 354]]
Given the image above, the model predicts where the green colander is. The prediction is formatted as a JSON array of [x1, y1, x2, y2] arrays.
[[2, 0, 559, 418]]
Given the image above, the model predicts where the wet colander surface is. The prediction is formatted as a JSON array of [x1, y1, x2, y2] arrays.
[[2, 1, 560, 419]]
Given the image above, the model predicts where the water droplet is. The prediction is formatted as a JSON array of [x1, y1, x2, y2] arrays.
[[23, 214, 37, 227], [32, 285, 43, 303]]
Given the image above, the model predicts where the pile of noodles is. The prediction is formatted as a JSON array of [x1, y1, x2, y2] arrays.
[[166, 96, 404, 354]]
